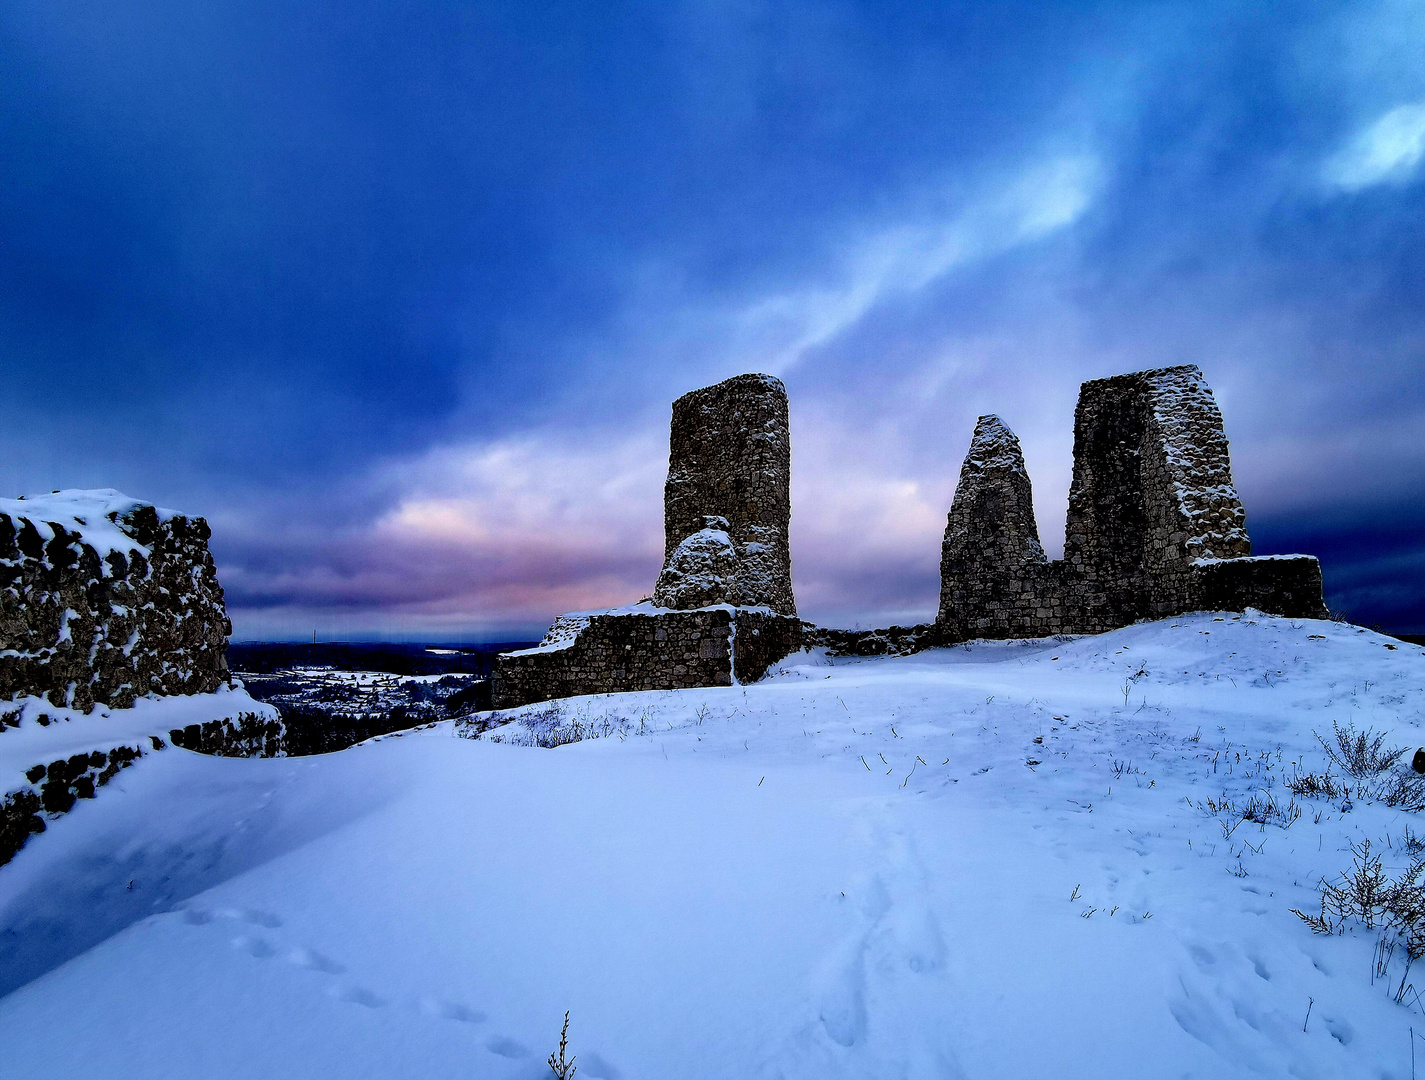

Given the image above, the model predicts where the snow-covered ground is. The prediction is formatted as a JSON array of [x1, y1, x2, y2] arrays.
[[0, 686, 278, 792], [2, 612, 1423, 1079]]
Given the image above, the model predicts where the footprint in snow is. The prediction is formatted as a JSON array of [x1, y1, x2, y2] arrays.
[[182, 903, 484, 1024], [231, 935, 276, 959], [287, 946, 345, 974], [485, 1036, 529, 1058], [216, 907, 283, 928], [418, 996, 484, 1023], [329, 984, 385, 1009]]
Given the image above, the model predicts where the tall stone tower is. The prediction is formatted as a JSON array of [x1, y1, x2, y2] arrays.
[[937, 415, 1054, 638], [1064, 365, 1252, 624], [653, 373, 796, 617]]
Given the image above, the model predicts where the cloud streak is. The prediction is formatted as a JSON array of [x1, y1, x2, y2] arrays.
[[1323, 102, 1425, 191]]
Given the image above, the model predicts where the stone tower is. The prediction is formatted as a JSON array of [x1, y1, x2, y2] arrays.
[[1064, 365, 1251, 623], [937, 416, 1053, 638], [653, 373, 796, 617], [933, 364, 1327, 641]]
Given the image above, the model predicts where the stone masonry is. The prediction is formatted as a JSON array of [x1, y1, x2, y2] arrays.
[[0, 490, 287, 869], [655, 373, 796, 616], [936, 365, 1328, 639], [494, 374, 802, 708], [0, 490, 232, 710]]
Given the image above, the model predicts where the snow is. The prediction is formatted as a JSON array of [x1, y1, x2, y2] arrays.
[[0, 488, 177, 558], [0, 686, 279, 791], [3, 613, 1425, 1078]]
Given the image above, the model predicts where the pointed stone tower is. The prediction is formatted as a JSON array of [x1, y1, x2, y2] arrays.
[[933, 364, 1327, 644], [937, 416, 1058, 638]]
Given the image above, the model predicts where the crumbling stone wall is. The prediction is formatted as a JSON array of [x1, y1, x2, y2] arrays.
[[657, 373, 796, 617], [498, 373, 805, 708], [0, 491, 232, 710], [0, 707, 285, 867], [937, 365, 1328, 640], [492, 607, 802, 709]]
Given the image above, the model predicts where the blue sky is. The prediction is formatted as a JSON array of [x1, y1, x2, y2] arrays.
[[3, 0, 1423, 639]]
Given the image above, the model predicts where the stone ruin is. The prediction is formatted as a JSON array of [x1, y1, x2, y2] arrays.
[[0, 490, 232, 710], [654, 374, 796, 615], [494, 363, 1328, 707], [493, 374, 804, 708], [2, 490, 284, 867], [937, 365, 1327, 639]]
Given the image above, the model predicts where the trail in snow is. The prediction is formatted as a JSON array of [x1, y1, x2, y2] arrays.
[[1, 612, 1423, 1079]]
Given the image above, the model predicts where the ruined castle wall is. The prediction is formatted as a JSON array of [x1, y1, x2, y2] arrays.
[[660, 374, 796, 617], [936, 366, 1328, 642], [730, 610, 804, 683], [492, 607, 803, 709], [1195, 555, 1328, 620], [0, 491, 232, 711], [494, 608, 735, 709]]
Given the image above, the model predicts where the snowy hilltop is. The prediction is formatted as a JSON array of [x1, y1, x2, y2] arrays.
[[2, 611, 1424, 1079]]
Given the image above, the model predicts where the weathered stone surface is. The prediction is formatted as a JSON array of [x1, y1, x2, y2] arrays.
[[652, 517, 738, 609], [492, 606, 802, 709], [936, 365, 1328, 640], [937, 416, 1057, 640], [495, 373, 804, 707], [662, 373, 796, 617], [0, 491, 232, 710], [1065, 365, 1252, 625], [802, 622, 951, 657]]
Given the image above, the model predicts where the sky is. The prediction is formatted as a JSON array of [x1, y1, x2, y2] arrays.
[[3, 0, 1423, 640]]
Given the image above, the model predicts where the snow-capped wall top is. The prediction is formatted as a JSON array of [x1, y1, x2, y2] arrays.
[[961, 415, 1029, 477], [0, 489, 178, 557]]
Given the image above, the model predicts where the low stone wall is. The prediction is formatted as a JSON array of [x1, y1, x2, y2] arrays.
[[802, 622, 952, 657], [492, 607, 803, 709], [1, 708, 287, 867], [0, 491, 232, 710], [1195, 556, 1328, 620]]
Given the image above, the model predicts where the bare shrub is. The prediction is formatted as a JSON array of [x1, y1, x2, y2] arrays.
[[1288, 769, 1348, 800], [1318, 720, 1406, 778], [1294, 839, 1425, 957], [468, 702, 635, 748], [548, 1011, 577, 1079], [1372, 774, 1425, 813], [1240, 791, 1301, 828]]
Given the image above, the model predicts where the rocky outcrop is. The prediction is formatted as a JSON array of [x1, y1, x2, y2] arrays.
[[661, 374, 796, 617], [937, 365, 1328, 639], [0, 490, 232, 711]]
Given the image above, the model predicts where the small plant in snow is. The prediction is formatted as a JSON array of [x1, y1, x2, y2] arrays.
[[1293, 839, 1425, 957], [1317, 720, 1406, 778], [1287, 769, 1348, 801], [548, 1011, 577, 1079]]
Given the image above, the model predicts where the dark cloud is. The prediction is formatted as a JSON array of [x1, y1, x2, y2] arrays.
[[3, 0, 1422, 637]]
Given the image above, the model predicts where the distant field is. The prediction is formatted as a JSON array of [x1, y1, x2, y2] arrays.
[[226, 641, 538, 678]]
